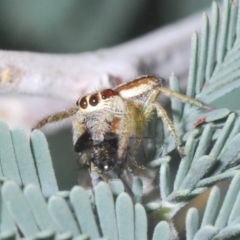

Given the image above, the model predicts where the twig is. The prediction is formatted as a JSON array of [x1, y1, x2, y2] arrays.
[[0, 12, 204, 132], [0, 12, 202, 102]]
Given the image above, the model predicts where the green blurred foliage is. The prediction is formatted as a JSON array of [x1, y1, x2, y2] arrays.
[[0, 0, 213, 53]]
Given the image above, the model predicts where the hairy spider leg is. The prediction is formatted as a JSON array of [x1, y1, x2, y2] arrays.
[[147, 102, 185, 157], [143, 86, 212, 157], [126, 147, 145, 169], [117, 101, 146, 160], [159, 87, 212, 110], [33, 108, 79, 130]]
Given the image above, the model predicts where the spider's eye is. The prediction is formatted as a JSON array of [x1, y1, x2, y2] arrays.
[[79, 97, 88, 109], [101, 89, 116, 99], [89, 95, 98, 106]]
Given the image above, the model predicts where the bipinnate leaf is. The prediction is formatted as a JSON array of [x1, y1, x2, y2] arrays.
[[0, 121, 21, 185], [2, 181, 39, 237], [94, 182, 118, 240], [186, 208, 199, 240], [11, 128, 40, 187], [192, 226, 217, 240], [215, 173, 240, 229], [0, 121, 59, 198], [183, 174, 240, 240], [24, 184, 59, 233], [48, 196, 80, 236], [70, 186, 100, 239], [135, 203, 147, 240], [116, 193, 134, 240], [152, 221, 174, 240], [31, 130, 58, 197], [201, 186, 220, 227]]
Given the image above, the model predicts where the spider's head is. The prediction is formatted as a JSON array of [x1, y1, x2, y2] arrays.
[[76, 89, 119, 113]]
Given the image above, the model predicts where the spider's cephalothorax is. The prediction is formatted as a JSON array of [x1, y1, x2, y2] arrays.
[[33, 75, 212, 172], [74, 131, 119, 172]]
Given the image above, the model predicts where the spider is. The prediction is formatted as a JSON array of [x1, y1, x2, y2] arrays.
[[33, 75, 211, 171]]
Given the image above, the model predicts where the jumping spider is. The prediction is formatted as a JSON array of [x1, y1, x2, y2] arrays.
[[33, 75, 211, 172]]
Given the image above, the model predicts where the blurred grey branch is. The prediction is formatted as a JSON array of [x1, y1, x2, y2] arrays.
[[0, 12, 202, 131], [0, 12, 202, 100]]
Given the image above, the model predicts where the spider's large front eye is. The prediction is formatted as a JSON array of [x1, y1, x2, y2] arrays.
[[79, 97, 88, 109], [89, 95, 98, 106]]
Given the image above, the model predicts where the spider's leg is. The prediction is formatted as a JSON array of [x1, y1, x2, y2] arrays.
[[147, 102, 185, 157], [117, 102, 143, 160], [159, 87, 212, 110], [128, 149, 145, 169], [72, 118, 86, 144], [33, 107, 79, 130], [117, 121, 133, 160]]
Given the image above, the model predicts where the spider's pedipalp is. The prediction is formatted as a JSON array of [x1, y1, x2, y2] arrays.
[[72, 118, 85, 143], [32, 107, 78, 130]]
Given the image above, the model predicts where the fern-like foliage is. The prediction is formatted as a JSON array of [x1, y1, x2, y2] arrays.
[[0, 0, 240, 239]]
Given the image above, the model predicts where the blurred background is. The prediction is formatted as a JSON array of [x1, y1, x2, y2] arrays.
[[0, 0, 216, 190], [0, 0, 214, 53]]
